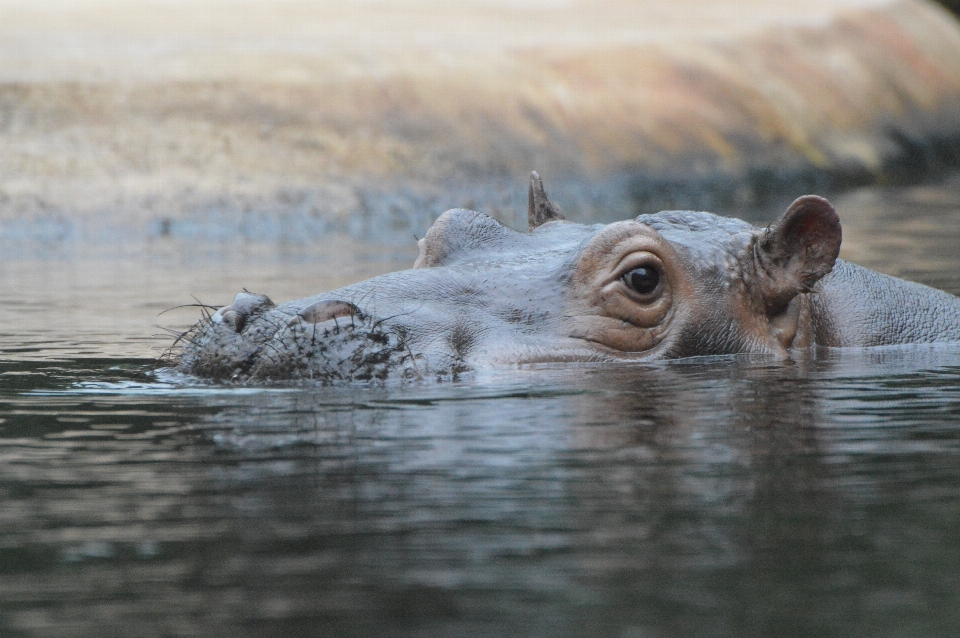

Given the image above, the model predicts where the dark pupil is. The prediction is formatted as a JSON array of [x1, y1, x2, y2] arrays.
[[625, 266, 660, 295]]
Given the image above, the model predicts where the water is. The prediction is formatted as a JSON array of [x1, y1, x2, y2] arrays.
[[2, 178, 960, 637]]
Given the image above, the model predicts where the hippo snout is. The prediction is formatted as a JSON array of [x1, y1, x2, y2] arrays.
[[176, 290, 420, 383], [211, 292, 275, 333]]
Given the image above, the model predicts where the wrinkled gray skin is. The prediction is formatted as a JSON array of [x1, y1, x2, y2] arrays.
[[175, 173, 960, 382]]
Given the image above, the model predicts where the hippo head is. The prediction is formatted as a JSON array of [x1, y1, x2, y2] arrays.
[[174, 173, 841, 382]]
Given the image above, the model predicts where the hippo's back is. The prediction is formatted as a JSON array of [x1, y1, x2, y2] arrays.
[[816, 260, 960, 346]]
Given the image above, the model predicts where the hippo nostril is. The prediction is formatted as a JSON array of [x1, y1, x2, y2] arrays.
[[210, 292, 273, 333], [230, 292, 274, 314], [212, 308, 246, 333], [221, 309, 245, 333], [295, 300, 361, 324]]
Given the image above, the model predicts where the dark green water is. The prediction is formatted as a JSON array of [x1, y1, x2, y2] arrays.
[[3, 177, 960, 637]]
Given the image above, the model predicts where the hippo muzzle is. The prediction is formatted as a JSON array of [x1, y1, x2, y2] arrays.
[[181, 289, 417, 382]]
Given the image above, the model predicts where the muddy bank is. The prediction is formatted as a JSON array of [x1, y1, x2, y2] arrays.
[[2, 0, 960, 243]]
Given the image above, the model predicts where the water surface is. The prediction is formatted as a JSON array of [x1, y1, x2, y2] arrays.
[[2, 178, 960, 637]]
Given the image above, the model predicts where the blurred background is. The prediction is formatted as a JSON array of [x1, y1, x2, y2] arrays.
[[4, 0, 960, 243], [5, 0, 960, 357], [0, 0, 960, 356]]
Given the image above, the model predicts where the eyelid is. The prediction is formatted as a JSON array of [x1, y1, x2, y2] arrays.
[[610, 251, 663, 281]]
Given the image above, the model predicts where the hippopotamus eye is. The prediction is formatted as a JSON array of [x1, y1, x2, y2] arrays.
[[623, 266, 661, 296]]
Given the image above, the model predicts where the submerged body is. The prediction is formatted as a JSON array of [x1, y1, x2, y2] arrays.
[[175, 174, 960, 382]]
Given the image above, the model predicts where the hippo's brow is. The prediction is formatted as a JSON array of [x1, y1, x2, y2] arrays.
[[636, 211, 755, 235]]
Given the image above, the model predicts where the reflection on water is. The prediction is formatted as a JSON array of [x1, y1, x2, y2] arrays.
[[2, 177, 960, 636], [3, 354, 960, 637]]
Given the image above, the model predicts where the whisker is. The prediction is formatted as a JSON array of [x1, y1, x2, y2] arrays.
[[157, 302, 220, 318]]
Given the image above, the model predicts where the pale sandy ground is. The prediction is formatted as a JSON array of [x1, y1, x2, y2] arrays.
[[0, 0, 892, 83], [2, 0, 960, 243]]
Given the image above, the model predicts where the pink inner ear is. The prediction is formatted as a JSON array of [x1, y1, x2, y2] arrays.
[[781, 195, 842, 258], [756, 195, 842, 313], [792, 213, 818, 239]]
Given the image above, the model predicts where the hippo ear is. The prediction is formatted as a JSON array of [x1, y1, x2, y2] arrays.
[[754, 195, 842, 314], [528, 171, 566, 231]]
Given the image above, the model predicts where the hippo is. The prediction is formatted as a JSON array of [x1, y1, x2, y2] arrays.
[[172, 173, 960, 382]]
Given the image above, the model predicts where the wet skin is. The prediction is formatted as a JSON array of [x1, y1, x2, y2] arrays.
[[174, 173, 960, 382]]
